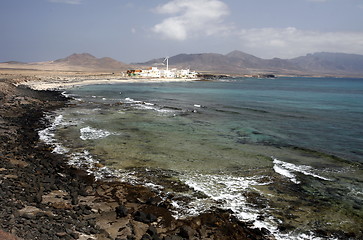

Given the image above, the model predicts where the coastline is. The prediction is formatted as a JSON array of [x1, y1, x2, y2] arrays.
[[0, 74, 270, 239], [22, 77, 198, 91]]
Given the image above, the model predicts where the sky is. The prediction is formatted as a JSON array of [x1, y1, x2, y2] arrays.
[[1, 0, 363, 63]]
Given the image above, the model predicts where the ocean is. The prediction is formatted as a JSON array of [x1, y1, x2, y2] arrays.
[[40, 77, 363, 239]]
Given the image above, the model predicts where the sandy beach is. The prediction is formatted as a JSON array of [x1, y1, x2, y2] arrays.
[[0, 68, 270, 240], [22, 76, 197, 91]]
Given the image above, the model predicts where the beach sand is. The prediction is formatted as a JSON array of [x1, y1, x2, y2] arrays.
[[0, 69, 270, 239], [23, 76, 196, 90], [0, 65, 197, 91]]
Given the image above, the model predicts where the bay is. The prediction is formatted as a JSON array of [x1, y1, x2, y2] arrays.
[[46, 77, 363, 239]]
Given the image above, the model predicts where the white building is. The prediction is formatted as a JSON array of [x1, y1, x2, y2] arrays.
[[128, 67, 198, 79], [139, 67, 161, 78]]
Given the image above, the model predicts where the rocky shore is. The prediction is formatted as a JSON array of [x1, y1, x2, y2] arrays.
[[0, 77, 272, 240]]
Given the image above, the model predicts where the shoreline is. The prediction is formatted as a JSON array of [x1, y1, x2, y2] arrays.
[[22, 78, 198, 91], [20, 76, 198, 91], [0, 76, 270, 239]]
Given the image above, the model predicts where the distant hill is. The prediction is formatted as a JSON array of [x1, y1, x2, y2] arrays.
[[2, 52, 363, 77], [290, 52, 363, 75], [53, 53, 131, 71], [136, 51, 363, 77], [0, 53, 133, 72], [3, 61, 25, 64]]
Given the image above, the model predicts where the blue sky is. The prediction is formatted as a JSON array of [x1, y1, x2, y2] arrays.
[[1, 0, 363, 63]]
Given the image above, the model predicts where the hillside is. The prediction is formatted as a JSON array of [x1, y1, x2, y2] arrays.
[[137, 51, 363, 77], [0, 53, 132, 72], [53, 53, 131, 71]]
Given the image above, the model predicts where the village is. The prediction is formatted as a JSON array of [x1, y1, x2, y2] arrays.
[[126, 67, 198, 79], [126, 57, 198, 79]]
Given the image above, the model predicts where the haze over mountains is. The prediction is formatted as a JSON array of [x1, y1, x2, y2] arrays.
[[1, 51, 363, 77]]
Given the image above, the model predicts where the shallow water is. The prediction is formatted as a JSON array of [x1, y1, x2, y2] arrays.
[[43, 77, 363, 239]]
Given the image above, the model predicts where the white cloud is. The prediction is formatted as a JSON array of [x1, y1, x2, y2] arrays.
[[152, 0, 230, 41], [48, 0, 83, 4], [150, 1, 363, 58], [237, 27, 363, 58]]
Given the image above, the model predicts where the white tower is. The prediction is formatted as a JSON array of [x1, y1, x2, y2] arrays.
[[163, 57, 169, 71]]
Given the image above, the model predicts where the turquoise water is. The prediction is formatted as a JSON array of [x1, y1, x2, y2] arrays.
[[46, 77, 363, 239]]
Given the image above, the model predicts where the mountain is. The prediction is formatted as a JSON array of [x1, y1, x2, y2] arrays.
[[137, 51, 363, 77], [53, 53, 131, 71], [291, 52, 363, 74], [2, 52, 362, 77]]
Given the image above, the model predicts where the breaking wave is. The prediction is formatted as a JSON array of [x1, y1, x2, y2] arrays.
[[124, 97, 176, 114], [38, 114, 69, 154], [272, 157, 331, 184]]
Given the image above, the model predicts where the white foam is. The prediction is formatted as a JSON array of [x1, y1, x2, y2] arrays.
[[176, 171, 330, 240], [61, 91, 70, 98], [68, 150, 140, 182], [144, 182, 164, 191], [124, 97, 176, 115], [273, 163, 300, 184], [136, 104, 175, 114], [348, 186, 363, 199], [272, 157, 331, 184], [38, 114, 85, 154], [178, 173, 274, 228], [52, 143, 69, 154], [124, 97, 142, 104], [39, 115, 64, 146], [80, 126, 113, 140]]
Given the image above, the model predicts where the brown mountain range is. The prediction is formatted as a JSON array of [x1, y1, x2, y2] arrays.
[[1, 51, 363, 77], [0, 53, 132, 72], [137, 51, 363, 77], [53, 53, 131, 71]]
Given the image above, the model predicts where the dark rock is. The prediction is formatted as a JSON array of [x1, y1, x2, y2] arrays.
[[83, 209, 92, 215], [146, 197, 161, 205], [115, 205, 128, 218], [260, 228, 271, 236], [70, 232, 79, 239], [179, 225, 197, 239], [163, 236, 183, 240], [147, 226, 160, 240], [127, 235, 136, 240], [141, 234, 153, 240], [70, 192, 79, 205], [134, 211, 157, 223]]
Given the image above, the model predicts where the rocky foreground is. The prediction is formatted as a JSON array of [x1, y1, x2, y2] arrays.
[[0, 77, 271, 240]]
